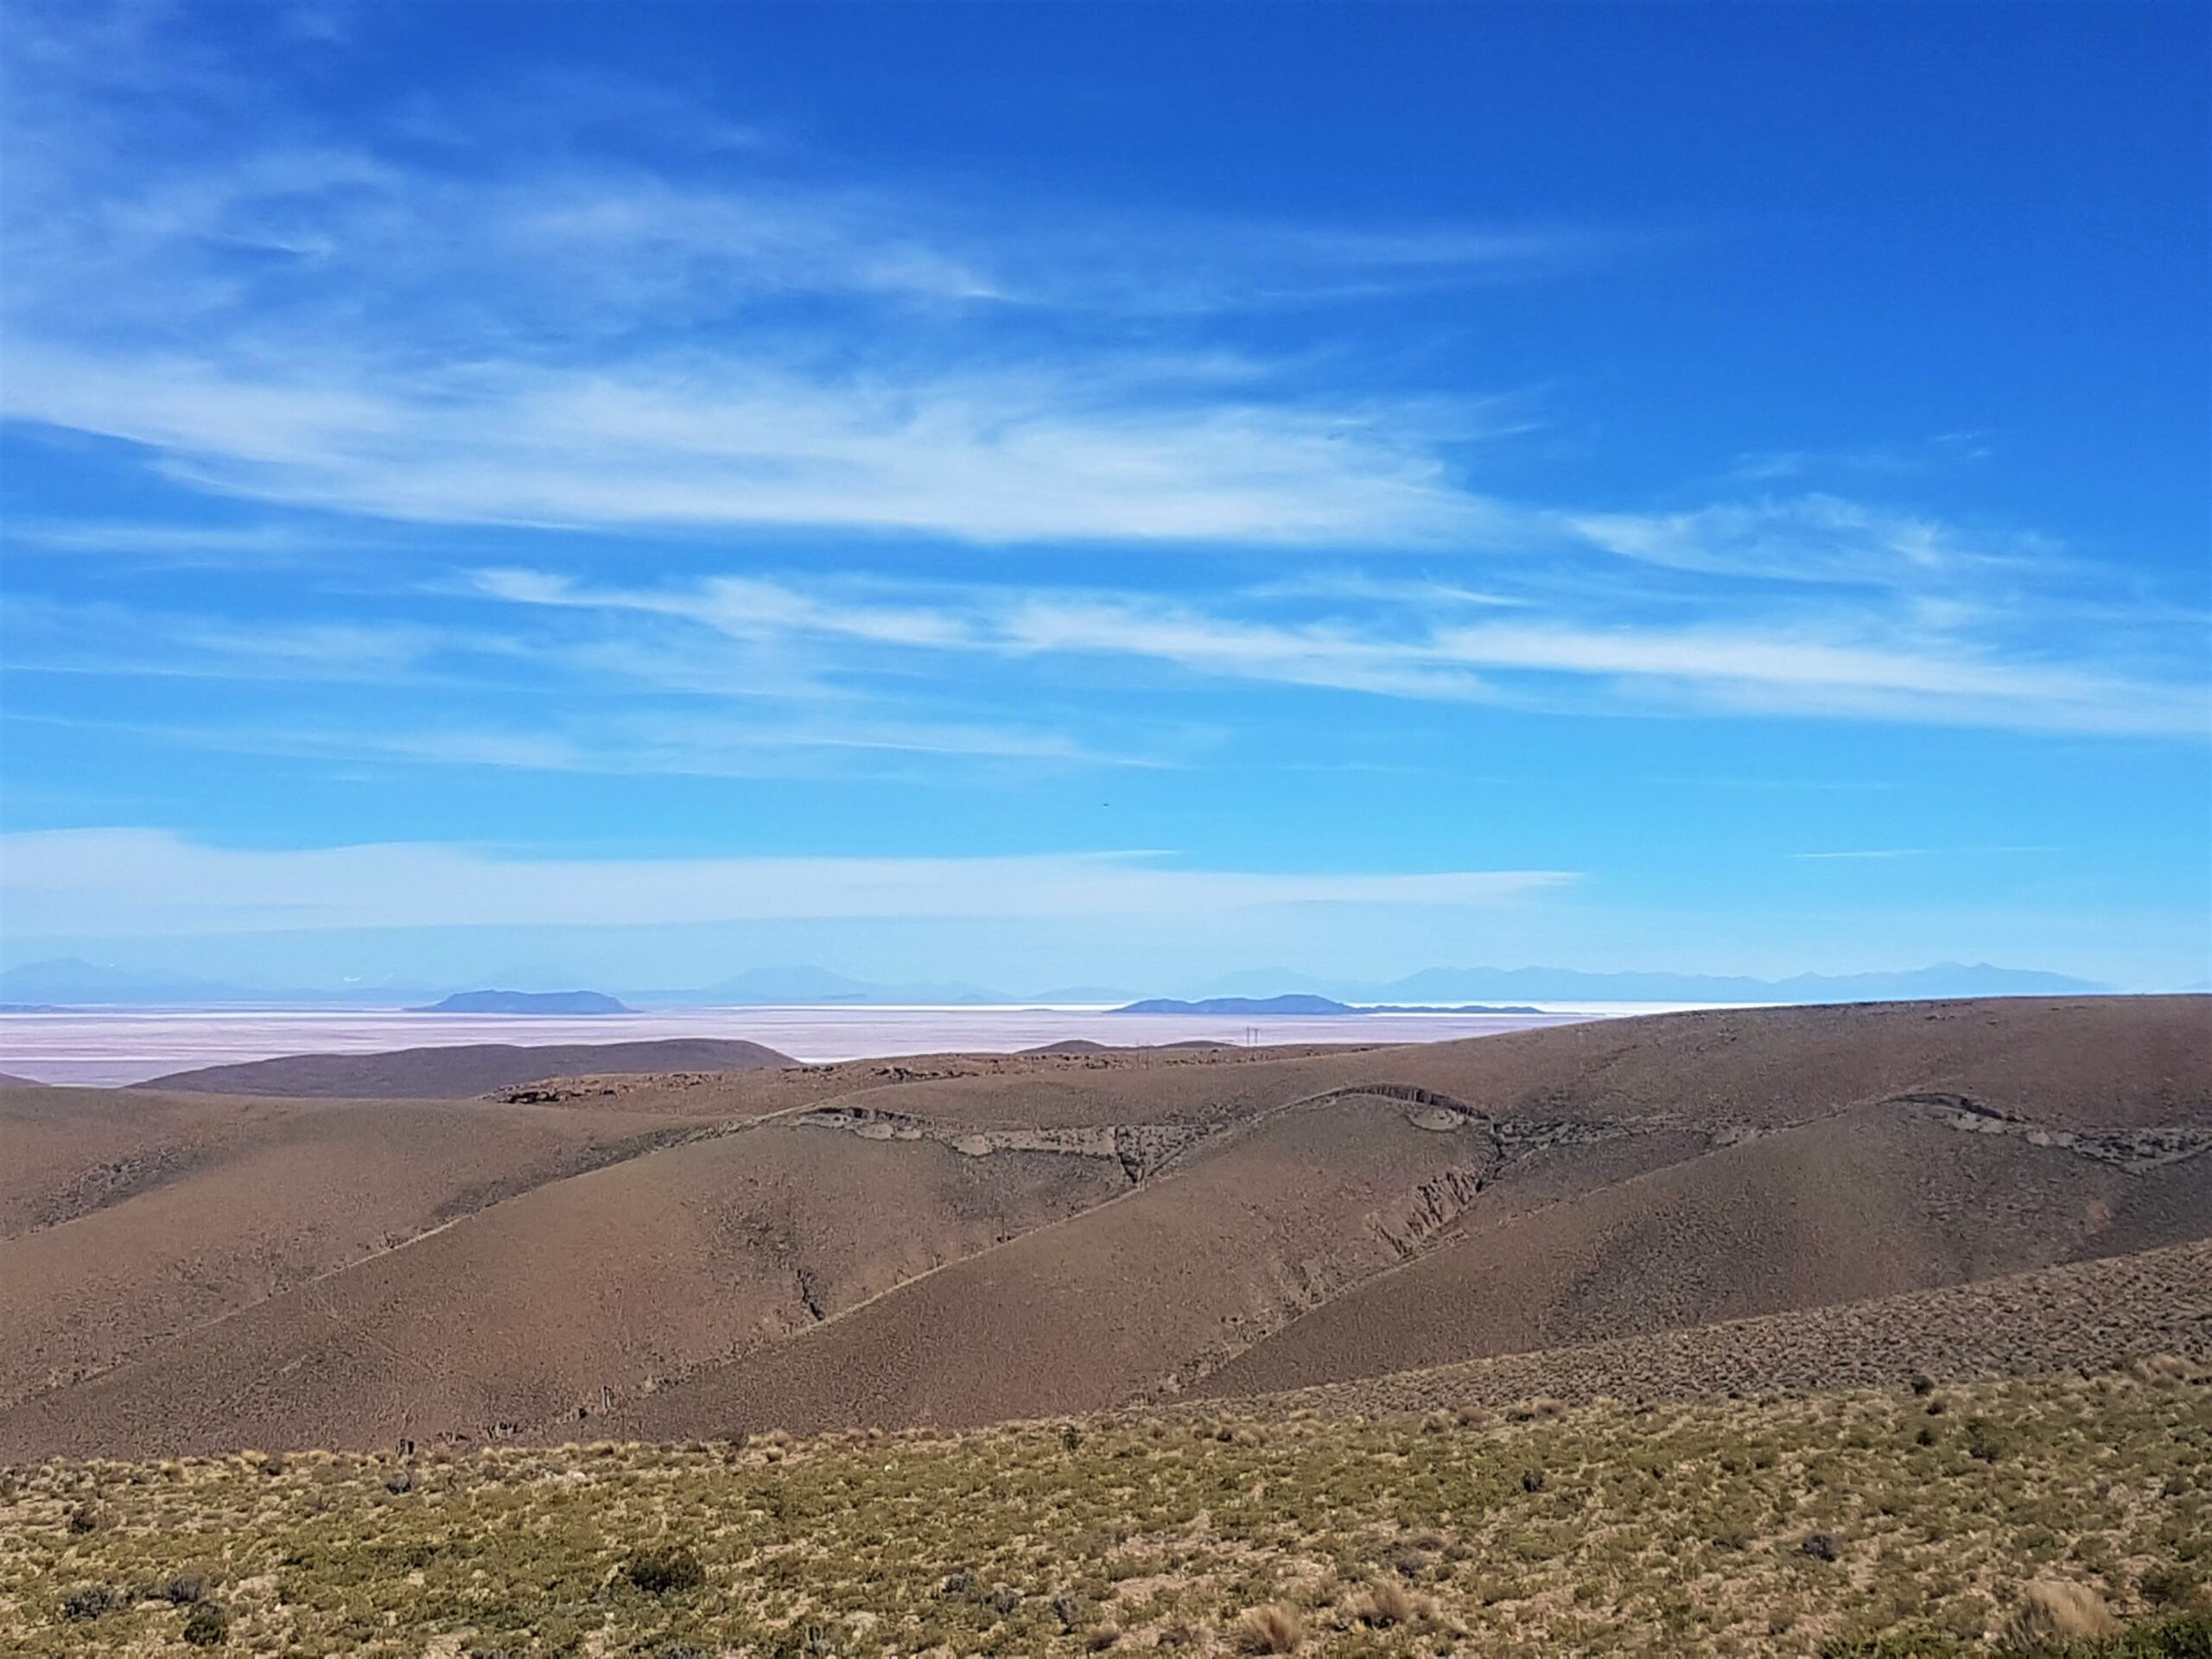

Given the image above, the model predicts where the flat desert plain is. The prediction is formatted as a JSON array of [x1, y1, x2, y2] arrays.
[[0, 1004, 1599, 1086]]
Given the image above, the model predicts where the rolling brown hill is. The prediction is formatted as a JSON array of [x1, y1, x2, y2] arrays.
[[1187, 1096, 2212, 1402], [1, 996, 2204, 1460], [135, 1036, 796, 1098], [0, 1083, 715, 1410]]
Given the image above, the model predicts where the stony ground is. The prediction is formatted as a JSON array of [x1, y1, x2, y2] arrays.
[[4, 1364, 2209, 1657]]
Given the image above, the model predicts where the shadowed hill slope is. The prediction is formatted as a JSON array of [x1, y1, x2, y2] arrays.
[[135, 1037, 796, 1098]]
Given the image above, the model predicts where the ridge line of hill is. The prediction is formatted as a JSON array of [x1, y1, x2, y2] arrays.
[[524, 1077, 1461, 1436], [557, 1071, 1777, 1437], [0, 1092, 867, 1409], [12, 1051, 1360, 1415], [1173, 1084, 1942, 1380], [586, 1013, 2212, 1438], [3, 1104, 715, 1247]]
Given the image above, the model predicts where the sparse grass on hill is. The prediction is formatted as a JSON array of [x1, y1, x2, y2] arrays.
[[3, 1366, 2206, 1656]]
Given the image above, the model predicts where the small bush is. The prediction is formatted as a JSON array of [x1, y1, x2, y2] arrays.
[[182, 1600, 231, 1647], [61, 1583, 118, 1620], [66, 1503, 101, 1534], [624, 1547, 705, 1595], [1803, 1533, 1842, 1563], [768, 1624, 834, 1658]]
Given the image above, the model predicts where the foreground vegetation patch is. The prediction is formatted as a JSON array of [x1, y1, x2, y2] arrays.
[[3, 1369, 2206, 1656]]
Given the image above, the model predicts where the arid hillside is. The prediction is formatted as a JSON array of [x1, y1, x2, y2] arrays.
[[2, 996, 2205, 1462]]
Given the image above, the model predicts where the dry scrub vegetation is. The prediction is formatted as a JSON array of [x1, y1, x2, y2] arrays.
[[4, 1365, 2208, 1657]]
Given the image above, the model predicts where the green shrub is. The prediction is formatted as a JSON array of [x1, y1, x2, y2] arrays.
[[624, 1546, 705, 1595], [182, 1600, 231, 1646], [60, 1583, 117, 1620]]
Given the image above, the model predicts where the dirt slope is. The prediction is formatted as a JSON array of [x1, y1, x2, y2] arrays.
[[0, 1086, 706, 1408], [0, 1115, 1131, 1459], [1190, 1096, 2212, 1401], [605, 1083, 2210, 1441], [602, 1087, 1711, 1440], [137, 1037, 795, 1098]]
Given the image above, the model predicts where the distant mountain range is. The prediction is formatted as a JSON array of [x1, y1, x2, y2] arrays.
[[1190, 962, 2110, 1004], [0, 956, 2120, 1011], [405, 990, 631, 1015], [1116, 995, 1358, 1016]]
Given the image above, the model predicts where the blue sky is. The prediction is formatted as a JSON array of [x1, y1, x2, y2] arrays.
[[1, 0, 2207, 992]]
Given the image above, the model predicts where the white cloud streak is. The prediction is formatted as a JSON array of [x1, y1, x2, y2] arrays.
[[3, 345, 1514, 546], [0, 829, 1576, 937], [468, 569, 2209, 736], [0, 8, 1570, 548]]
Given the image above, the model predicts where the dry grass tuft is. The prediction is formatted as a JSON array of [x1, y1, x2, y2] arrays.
[[1234, 1601, 1306, 1653], [2002, 1579, 2120, 1648], [1349, 1578, 1421, 1629]]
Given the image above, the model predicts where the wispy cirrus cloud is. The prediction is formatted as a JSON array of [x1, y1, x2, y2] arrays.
[[1725, 431, 1994, 485], [0, 1, 1575, 549], [3, 342, 1520, 547], [1563, 493, 2049, 588], [463, 567, 2209, 736], [7, 706, 1142, 779]]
